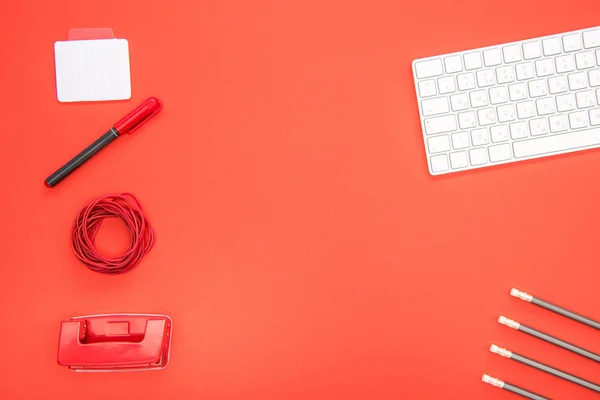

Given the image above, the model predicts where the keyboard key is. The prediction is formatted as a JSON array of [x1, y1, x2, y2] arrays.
[[513, 127, 600, 158], [529, 118, 549, 136], [542, 37, 562, 56], [491, 125, 510, 142], [427, 135, 451, 153], [497, 104, 517, 122], [517, 101, 536, 119], [583, 29, 600, 48], [489, 143, 512, 162], [523, 41, 542, 59], [458, 111, 477, 129], [477, 108, 496, 125], [536, 97, 556, 115], [549, 115, 569, 132], [450, 151, 469, 169], [590, 109, 600, 126], [562, 34, 582, 52], [510, 121, 529, 139], [457, 73, 476, 90], [509, 83, 528, 101], [476, 69, 496, 87], [425, 115, 457, 135], [415, 59, 444, 79], [569, 111, 589, 129], [450, 93, 469, 111], [597, 49, 600, 65], [556, 93, 576, 112], [471, 128, 490, 146], [421, 97, 450, 116], [597, 89, 600, 104], [496, 65, 515, 84], [464, 52, 482, 70], [469, 148, 488, 165], [438, 76, 456, 94], [589, 69, 600, 87], [548, 75, 568, 94], [430, 154, 449, 172], [483, 48, 503, 66], [576, 51, 595, 69], [489, 86, 508, 104], [528, 79, 547, 97], [535, 59, 554, 77], [444, 55, 463, 73], [469, 90, 489, 107], [516, 62, 535, 80], [503, 45, 522, 63], [451, 131, 470, 149], [418, 80, 437, 97], [555, 55, 575, 73], [568, 72, 587, 90], [576, 90, 596, 108]]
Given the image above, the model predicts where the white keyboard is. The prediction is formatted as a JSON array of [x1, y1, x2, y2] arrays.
[[412, 26, 600, 175]]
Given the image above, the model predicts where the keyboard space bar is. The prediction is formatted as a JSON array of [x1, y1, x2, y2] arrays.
[[513, 128, 600, 158]]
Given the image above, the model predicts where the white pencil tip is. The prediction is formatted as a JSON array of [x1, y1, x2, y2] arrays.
[[498, 316, 520, 329], [482, 374, 504, 388], [490, 344, 512, 358], [510, 288, 533, 302]]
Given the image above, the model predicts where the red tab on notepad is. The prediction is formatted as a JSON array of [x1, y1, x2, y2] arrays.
[[67, 28, 115, 40]]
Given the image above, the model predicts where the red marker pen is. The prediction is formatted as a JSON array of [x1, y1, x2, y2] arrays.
[[45, 97, 162, 187]]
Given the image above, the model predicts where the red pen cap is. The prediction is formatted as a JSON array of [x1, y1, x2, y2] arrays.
[[113, 97, 162, 135]]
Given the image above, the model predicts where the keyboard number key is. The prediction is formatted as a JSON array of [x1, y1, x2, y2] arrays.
[[464, 52, 483, 70], [523, 41, 542, 59], [535, 59, 554, 77], [469, 148, 488, 166], [491, 125, 510, 142], [590, 109, 600, 126], [496, 65, 515, 84], [515, 62, 535, 80], [438, 76, 457, 94], [529, 118, 549, 136], [430, 154, 449, 173], [510, 121, 529, 139], [503, 44, 522, 63], [549, 115, 568, 132], [450, 93, 469, 111], [483, 48, 503, 66], [555, 55, 575, 73], [497, 104, 517, 122], [542, 37, 562, 56], [444, 55, 463, 73], [562, 34, 582, 52], [548, 76, 568, 94], [458, 111, 477, 129], [489, 86, 508, 104], [457, 73, 476, 91], [568, 72, 588, 90], [583, 29, 600, 48], [509, 83, 528, 101], [415, 59, 444, 79], [427, 135, 451, 153], [588, 69, 600, 87], [569, 111, 589, 129], [418, 80, 437, 97], [451, 131, 470, 149], [449, 151, 469, 169], [576, 52, 595, 69], [471, 128, 490, 146], [488, 143, 512, 162], [476, 69, 496, 87]]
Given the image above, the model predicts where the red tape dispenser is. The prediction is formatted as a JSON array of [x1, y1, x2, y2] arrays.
[[57, 314, 172, 372]]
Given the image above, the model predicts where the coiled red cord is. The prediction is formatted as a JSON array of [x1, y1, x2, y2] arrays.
[[72, 193, 156, 274]]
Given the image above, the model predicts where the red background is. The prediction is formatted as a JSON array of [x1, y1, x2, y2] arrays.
[[1, 1, 599, 398]]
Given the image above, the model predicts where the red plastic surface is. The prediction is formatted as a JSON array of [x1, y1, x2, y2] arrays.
[[113, 97, 162, 135], [57, 314, 172, 371]]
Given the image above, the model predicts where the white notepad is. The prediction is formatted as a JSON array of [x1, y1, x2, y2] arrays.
[[54, 38, 131, 102]]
